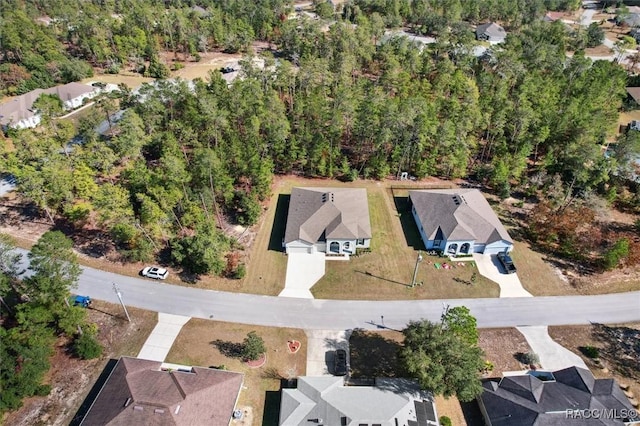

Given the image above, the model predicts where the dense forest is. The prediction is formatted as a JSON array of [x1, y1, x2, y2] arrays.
[[1, 0, 640, 277]]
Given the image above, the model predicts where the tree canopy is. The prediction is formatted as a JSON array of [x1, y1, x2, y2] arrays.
[[399, 317, 485, 402]]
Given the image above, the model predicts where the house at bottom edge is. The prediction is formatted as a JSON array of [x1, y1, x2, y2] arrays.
[[283, 187, 372, 257], [478, 367, 640, 425], [279, 376, 440, 426], [79, 356, 244, 426], [409, 188, 513, 256]]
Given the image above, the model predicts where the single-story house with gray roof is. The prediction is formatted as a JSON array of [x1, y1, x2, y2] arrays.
[[476, 22, 507, 44], [279, 376, 440, 426], [283, 187, 371, 256], [0, 82, 99, 129], [409, 189, 513, 255], [478, 367, 639, 425]]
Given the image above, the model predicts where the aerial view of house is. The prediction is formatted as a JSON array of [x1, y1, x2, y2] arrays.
[[0, 82, 99, 129], [409, 189, 513, 256], [478, 367, 640, 425], [283, 187, 372, 257], [79, 357, 244, 425], [279, 376, 439, 426]]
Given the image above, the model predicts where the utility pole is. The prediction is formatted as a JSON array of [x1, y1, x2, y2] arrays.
[[113, 283, 131, 322], [410, 251, 423, 288]]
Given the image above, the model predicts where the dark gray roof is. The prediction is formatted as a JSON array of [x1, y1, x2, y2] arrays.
[[284, 187, 372, 245], [476, 22, 506, 38], [479, 367, 639, 426], [409, 189, 513, 245]]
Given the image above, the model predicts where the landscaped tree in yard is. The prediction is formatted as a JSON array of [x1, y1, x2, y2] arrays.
[[242, 331, 266, 361], [441, 306, 479, 346], [399, 318, 485, 402]]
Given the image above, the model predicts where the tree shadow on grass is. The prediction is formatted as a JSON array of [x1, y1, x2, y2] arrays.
[[349, 328, 403, 378], [591, 323, 640, 378], [392, 196, 426, 250], [268, 194, 290, 252], [211, 339, 244, 358]]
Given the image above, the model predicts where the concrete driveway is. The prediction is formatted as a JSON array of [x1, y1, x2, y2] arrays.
[[305, 329, 351, 376], [517, 326, 588, 371], [473, 253, 532, 297], [137, 313, 190, 362], [279, 252, 325, 299]]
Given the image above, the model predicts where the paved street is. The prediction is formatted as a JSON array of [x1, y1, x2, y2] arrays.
[[12, 249, 640, 330], [75, 264, 640, 331]]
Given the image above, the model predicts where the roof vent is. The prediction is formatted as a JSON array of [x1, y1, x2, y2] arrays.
[[124, 398, 131, 407], [321, 192, 334, 203], [452, 196, 461, 205], [175, 405, 181, 415], [154, 409, 165, 414], [133, 406, 144, 411]]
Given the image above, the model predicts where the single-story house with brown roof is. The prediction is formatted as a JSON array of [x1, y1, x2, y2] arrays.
[[79, 357, 244, 426], [478, 367, 639, 425], [0, 82, 99, 129], [283, 187, 371, 256], [409, 189, 513, 255], [279, 376, 440, 426]]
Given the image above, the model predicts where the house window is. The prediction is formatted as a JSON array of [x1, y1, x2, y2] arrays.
[[343, 242, 351, 250], [434, 240, 441, 247], [329, 242, 340, 253], [461, 243, 471, 254], [448, 243, 458, 254], [357, 239, 364, 245]]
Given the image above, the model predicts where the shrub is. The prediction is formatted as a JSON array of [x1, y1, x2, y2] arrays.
[[582, 346, 600, 359], [73, 332, 103, 360], [602, 238, 629, 270], [439, 416, 452, 426], [234, 263, 246, 279], [522, 352, 540, 366], [242, 331, 265, 361]]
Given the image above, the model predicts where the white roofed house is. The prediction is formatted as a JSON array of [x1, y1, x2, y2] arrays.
[[475, 22, 507, 44], [409, 189, 514, 256], [283, 187, 372, 257], [0, 82, 99, 130]]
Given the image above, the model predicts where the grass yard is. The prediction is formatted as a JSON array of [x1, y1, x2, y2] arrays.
[[166, 318, 307, 426], [312, 184, 500, 300]]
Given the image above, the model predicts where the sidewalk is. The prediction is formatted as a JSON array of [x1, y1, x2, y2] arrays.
[[137, 313, 191, 362]]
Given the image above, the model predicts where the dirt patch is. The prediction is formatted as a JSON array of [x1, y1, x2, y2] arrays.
[[548, 323, 640, 407], [166, 318, 307, 425], [478, 328, 533, 375], [1, 301, 157, 426]]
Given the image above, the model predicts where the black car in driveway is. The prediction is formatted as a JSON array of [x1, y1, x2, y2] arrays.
[[497, 251, 517, 274], [334, 349, 348, 376]]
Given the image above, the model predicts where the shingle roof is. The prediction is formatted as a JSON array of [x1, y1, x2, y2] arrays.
[[0, 82, 96, 126], [279, 377, 438, 426], [476, 22, 506, 39], [409, 189, 513, 245], [284, 187, 372, 245], [81, 357, 244, 426], [626, 87, 640, 104], [479, 367, 639, 426]]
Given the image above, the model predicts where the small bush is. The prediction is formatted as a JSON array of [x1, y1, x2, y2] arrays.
[[439, 416, 452, 426], [242, 331, 265, 361], [234, 263, 246, 279], [35, 384, 52, 396], [522, 352, 540, 366], [73, 333, 103, 360], [581, 346, 600, 359]]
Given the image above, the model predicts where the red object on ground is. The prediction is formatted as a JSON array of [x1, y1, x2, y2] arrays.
[[288, 340, 301, 354], [245, 353, 267, 368]]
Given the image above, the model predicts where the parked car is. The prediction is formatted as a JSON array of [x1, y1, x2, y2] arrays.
[[497, 251, 517, 274], [141, 266, 169, 280], [220, 66, 236, 74], [72, 295, 92, 308], [334, 349, 348, 376]]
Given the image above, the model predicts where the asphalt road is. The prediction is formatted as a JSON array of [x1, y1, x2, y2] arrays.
[[13, 249, 640, 330], [67, 264, 640, 332]]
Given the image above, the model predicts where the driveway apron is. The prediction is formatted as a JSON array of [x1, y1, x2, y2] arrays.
[[137, 313, 191, 362], [279, 252, 326, 299]]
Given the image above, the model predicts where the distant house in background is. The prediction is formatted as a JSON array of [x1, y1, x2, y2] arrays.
[[478, 367, 640, 425], [279, 376, 440, 426], [0, 82, 99, 129], [284, 187, 371, 256], [476, 22, 507, 44], [543, 11, 565, 23], [409, 189, 513, 255], [626, 86, 640, 107], [79, 357, 244, 425]]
